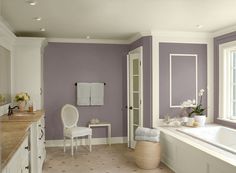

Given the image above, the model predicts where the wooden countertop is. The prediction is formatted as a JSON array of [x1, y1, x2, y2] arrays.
[[1, 122, 31, 168], [0, 110, 45, 122], [0, 110, 45, 169]]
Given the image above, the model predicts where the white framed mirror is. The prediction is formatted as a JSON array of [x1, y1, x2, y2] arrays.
[[169, 54, 198, 108]]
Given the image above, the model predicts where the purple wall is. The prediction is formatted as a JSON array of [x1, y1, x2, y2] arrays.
[[44, 43, 129, 140], [43, 36, 153, 140], [129, 36, 153, 128], [159, 43, 207, 118], [214, 31, 236, 129]]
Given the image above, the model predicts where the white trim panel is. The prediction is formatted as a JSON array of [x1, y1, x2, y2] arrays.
[[169, 54, 198, 108]]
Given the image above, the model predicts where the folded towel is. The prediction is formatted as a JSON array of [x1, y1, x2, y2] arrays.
[[91, 83, 104, 105], [135, 135, 160, 142], [135, 127, 160, 137], [77, 83, 91, 105]]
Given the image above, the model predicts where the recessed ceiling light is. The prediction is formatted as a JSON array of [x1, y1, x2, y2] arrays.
[[196, 24, 203, 29], [33, 17, 42, 21], [40, 28, 46, 32], [86, 36, 90, 39], [26, 0, 37, 6]]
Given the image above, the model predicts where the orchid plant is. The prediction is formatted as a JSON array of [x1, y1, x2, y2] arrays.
[[181, 89, 206, 117]]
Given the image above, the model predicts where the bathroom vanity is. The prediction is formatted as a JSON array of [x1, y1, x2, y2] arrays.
[[1, 111, 46, 173]]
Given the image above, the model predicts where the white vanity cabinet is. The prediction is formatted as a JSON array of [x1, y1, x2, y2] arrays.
[[30, 116, 46, 173], [13, 37, 47, 111], [2, 136, 29, 173]]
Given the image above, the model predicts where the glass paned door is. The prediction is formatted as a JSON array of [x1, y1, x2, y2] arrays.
[[127, 50, 143, 149]]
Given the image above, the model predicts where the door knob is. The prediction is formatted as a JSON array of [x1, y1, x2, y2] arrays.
[[129, 106, 133, 110]]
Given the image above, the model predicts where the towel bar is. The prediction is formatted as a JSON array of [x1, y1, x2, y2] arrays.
[[75, 82, 106, 86]]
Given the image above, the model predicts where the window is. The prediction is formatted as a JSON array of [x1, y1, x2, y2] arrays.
[[219, 41, 236, 121], [230, 51, 236, 119]]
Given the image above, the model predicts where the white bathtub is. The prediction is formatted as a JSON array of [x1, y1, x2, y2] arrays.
[[177, 125, 236, 154]]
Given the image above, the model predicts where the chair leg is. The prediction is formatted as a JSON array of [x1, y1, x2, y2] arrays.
[[75, 137, 78, 151], [71, 137, 74, 156], [63, 136, 66, 153], [89, 135, 92, 152]]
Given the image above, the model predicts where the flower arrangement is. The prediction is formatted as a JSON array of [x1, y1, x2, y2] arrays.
[[181, 89, 206, 117], [0, 94, 5, 103], [189, 89, 206, 117], [15, 92, 30, 102]]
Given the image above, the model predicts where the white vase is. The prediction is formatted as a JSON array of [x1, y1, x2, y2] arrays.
[[182, 117, 189, 123], [186, 117, 195, 126], [18, 101, 26, 112], [194, 115, 206, 127]]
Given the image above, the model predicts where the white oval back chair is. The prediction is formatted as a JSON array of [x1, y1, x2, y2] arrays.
[[61, 104, 92, 156]]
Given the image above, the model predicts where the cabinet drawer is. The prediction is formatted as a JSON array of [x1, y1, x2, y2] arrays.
[[5, 135, 29, 173]]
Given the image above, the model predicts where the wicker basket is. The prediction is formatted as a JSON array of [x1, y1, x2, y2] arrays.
[[134, 140, 161, 169]]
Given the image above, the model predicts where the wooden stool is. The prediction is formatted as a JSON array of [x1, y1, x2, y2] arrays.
[[134, 141, 161, 169]]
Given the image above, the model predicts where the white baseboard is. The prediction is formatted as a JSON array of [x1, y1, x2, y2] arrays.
[[46, 137, 127, 147]]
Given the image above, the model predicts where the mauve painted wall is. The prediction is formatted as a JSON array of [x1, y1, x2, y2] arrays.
[[159, 43, 207, 118], [214, 31, 236, 129], [44, 43, 129, 140], [129, 36, 152, 128]]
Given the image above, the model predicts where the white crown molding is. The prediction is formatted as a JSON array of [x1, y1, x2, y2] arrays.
[[45, 137, 127, 147], [127, 31, 152, 44], [48, 38, 130, 44], [0, 16, 16, 50], [15, 37, 48, 48], [211, 25, 236, 38], [0, 16, 15, 36], [48, 32, 153, 45], [152, 30, 211, 42]]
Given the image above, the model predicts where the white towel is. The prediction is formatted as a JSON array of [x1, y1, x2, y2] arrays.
[[90, 83, 104, 105], [77, 83, 91, 106], [135, 127, 160, 137], [135, 135, 160, 142]]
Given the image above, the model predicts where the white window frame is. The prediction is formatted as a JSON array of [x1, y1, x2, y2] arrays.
[[219, 41, 236, 121]]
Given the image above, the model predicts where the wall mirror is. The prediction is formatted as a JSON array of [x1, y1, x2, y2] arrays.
[[0, 45, 11, 106], [170, 54, 198, 108]]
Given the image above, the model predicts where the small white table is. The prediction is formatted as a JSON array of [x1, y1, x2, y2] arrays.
[[88, 122, 111, 146]]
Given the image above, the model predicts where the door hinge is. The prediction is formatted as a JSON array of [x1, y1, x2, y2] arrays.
[[140, 100, 142, 105], [140, 61, 141, 66]]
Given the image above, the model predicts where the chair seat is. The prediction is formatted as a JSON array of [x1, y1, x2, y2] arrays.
[[64, 126, 92, 138]]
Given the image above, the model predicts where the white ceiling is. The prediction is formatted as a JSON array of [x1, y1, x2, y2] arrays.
[[2, 0, 236, 40]]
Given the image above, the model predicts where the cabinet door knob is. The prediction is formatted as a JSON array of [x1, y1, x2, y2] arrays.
[[25, 146, 29, 150], [25, 166, 29, 169], [39, 156, 41, 159]]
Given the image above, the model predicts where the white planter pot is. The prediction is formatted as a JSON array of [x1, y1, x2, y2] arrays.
[[182, 117, 189, 123], [194, 115, 206, 127], [186, 117, 195, 126]]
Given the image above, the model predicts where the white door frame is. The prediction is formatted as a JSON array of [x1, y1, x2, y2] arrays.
[[127, 46, 143, 148]]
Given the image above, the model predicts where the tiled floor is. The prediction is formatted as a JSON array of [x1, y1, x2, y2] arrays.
[[43, 144, 174, 173]]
